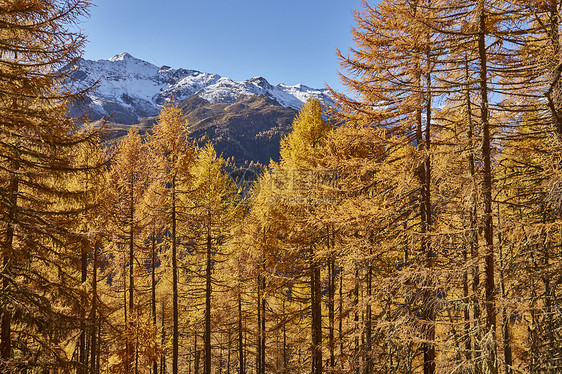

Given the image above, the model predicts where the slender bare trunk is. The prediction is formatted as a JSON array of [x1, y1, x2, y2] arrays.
[[128, 175, 135, 373], [204, 229, 212, 374], [152, 233, 158, 374], [327, 225, 335, 369], [123, 252, 129, 373], [79, 245, 87, 374], [161, 301, 166, 374], [172, 175, 179, 374], [466, 56, 482, 374], [260, 267, 266, 374], [339, 266, 343, 370], [364, 259, 372, 374], [257, 248, 266, 374], [194, 333, 200, 374], [422, 47, 435, 374], [328, 258, 335, 369], [1, 174, 18, 360], [477, 2, 497, 373], [90, 246, 98, 374], [257, 273, 262, 374], [282, 299, 287, 374], [311, 245, 322, 374], [238, 292, 245, 374], [462, 53, 475, 365], [354, 266, 359, 374]]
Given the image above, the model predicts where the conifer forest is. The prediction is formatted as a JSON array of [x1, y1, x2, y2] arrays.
[[2, 0, 562, 373]]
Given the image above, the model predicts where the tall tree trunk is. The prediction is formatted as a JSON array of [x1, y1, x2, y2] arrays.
[[260, 268, 266, 374], [497, 218, 512, 374], [328, 225, 335, 369], [422, 46, 435, 374], [328, 258, 335, 369], [311, 245, 322, 374], [282, 298, 287, 374], [227, 330, 232, 374], [354, 266, 359, 374], [364, 258, 372, 374], [128, 176, 135, 374], [1, 174, 18, 360], [257, 249, 266, 374], [123, 252, 129, 373], [462, 53, 475, 366], [161, 301, 166, 374], [339, 266, 343, 370], [477, 2, 497, 373], [257, 274, 262, 374], [194, 333, 200, 374], [543, 259, 557, 373], [204, 230, 212, 374], [413, 17, 433, 372], [79, 245, 88, 374], [135, 319, 140, 374], [545, 3, 560, 370], [546, 0, 562, 136], [238, 292, 245, 374], [414, 29, 435, 373], [172, 177, 179, 374], [152, 232, 158, 374], [90, 245, 98, 374], [529, 273, 538, 374], [465, 53, 482, 374]]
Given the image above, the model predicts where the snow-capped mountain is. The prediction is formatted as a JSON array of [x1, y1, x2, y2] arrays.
[[71, 52, 331, 124]]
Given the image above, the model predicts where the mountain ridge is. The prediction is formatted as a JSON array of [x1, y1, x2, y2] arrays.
[[71, 52, 331, 125]]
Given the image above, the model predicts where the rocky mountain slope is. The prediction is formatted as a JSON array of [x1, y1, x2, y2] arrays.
[[70, 53, 332, 164], [103, 94, 297, 165], [71, 52, 330, 126]]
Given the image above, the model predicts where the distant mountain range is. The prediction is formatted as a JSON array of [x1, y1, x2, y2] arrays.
[[70, 52, 332, 163]]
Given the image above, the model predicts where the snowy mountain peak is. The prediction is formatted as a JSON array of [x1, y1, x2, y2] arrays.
[[109, 52, 133, 62], [247, 76, 273, 89], [71, 53, 331, 124]]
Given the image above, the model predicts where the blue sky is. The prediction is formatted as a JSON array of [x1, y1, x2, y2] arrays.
[[80, 0, 366, 92]]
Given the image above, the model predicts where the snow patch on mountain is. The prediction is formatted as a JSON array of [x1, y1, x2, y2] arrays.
[[71, 53, 331, 123]]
